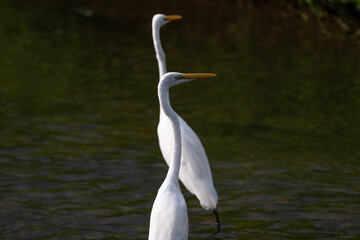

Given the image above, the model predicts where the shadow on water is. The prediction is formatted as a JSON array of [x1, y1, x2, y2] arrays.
[[0, 0, 359, 239]]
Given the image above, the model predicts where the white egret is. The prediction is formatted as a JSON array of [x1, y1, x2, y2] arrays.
[[152, 14, 220, 231], [149, 72, 217, 240]]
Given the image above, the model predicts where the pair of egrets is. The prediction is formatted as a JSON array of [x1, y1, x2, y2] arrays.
[[148, 14, 219, 240]]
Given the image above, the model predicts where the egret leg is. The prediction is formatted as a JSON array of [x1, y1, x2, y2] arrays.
[[213, 208, 221, 232]]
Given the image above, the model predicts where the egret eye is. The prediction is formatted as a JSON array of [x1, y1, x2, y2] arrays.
[[175, 75, 186, 80]]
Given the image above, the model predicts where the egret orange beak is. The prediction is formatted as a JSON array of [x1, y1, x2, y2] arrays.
[[181, 73, 217, 80], [166, 15, 182, 21]]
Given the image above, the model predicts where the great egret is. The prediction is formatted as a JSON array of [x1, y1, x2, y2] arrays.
[[149, 72, 216, 240], [152, 14, 220, 231]]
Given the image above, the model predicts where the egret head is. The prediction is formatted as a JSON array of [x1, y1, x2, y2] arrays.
[[152, 14, 182, 29], [160, 72, 217, 88]]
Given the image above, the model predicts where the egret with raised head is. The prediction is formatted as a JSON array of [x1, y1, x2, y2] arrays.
[[152, 14, 220, 231], [149, 72, 216, 240]]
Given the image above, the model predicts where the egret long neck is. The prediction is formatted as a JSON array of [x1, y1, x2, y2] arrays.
[[152, 25, 167, 77], [158, 83, 181, 183]]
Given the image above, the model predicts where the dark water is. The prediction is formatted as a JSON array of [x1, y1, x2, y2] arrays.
[[0, 1, 359, 239]]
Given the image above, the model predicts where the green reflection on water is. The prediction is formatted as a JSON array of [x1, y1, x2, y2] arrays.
[[0, 0, 359, 239]]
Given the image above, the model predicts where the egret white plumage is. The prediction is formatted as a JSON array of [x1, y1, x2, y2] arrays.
[[152, 14, 220, 231], [149, 72, 217, 240]]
